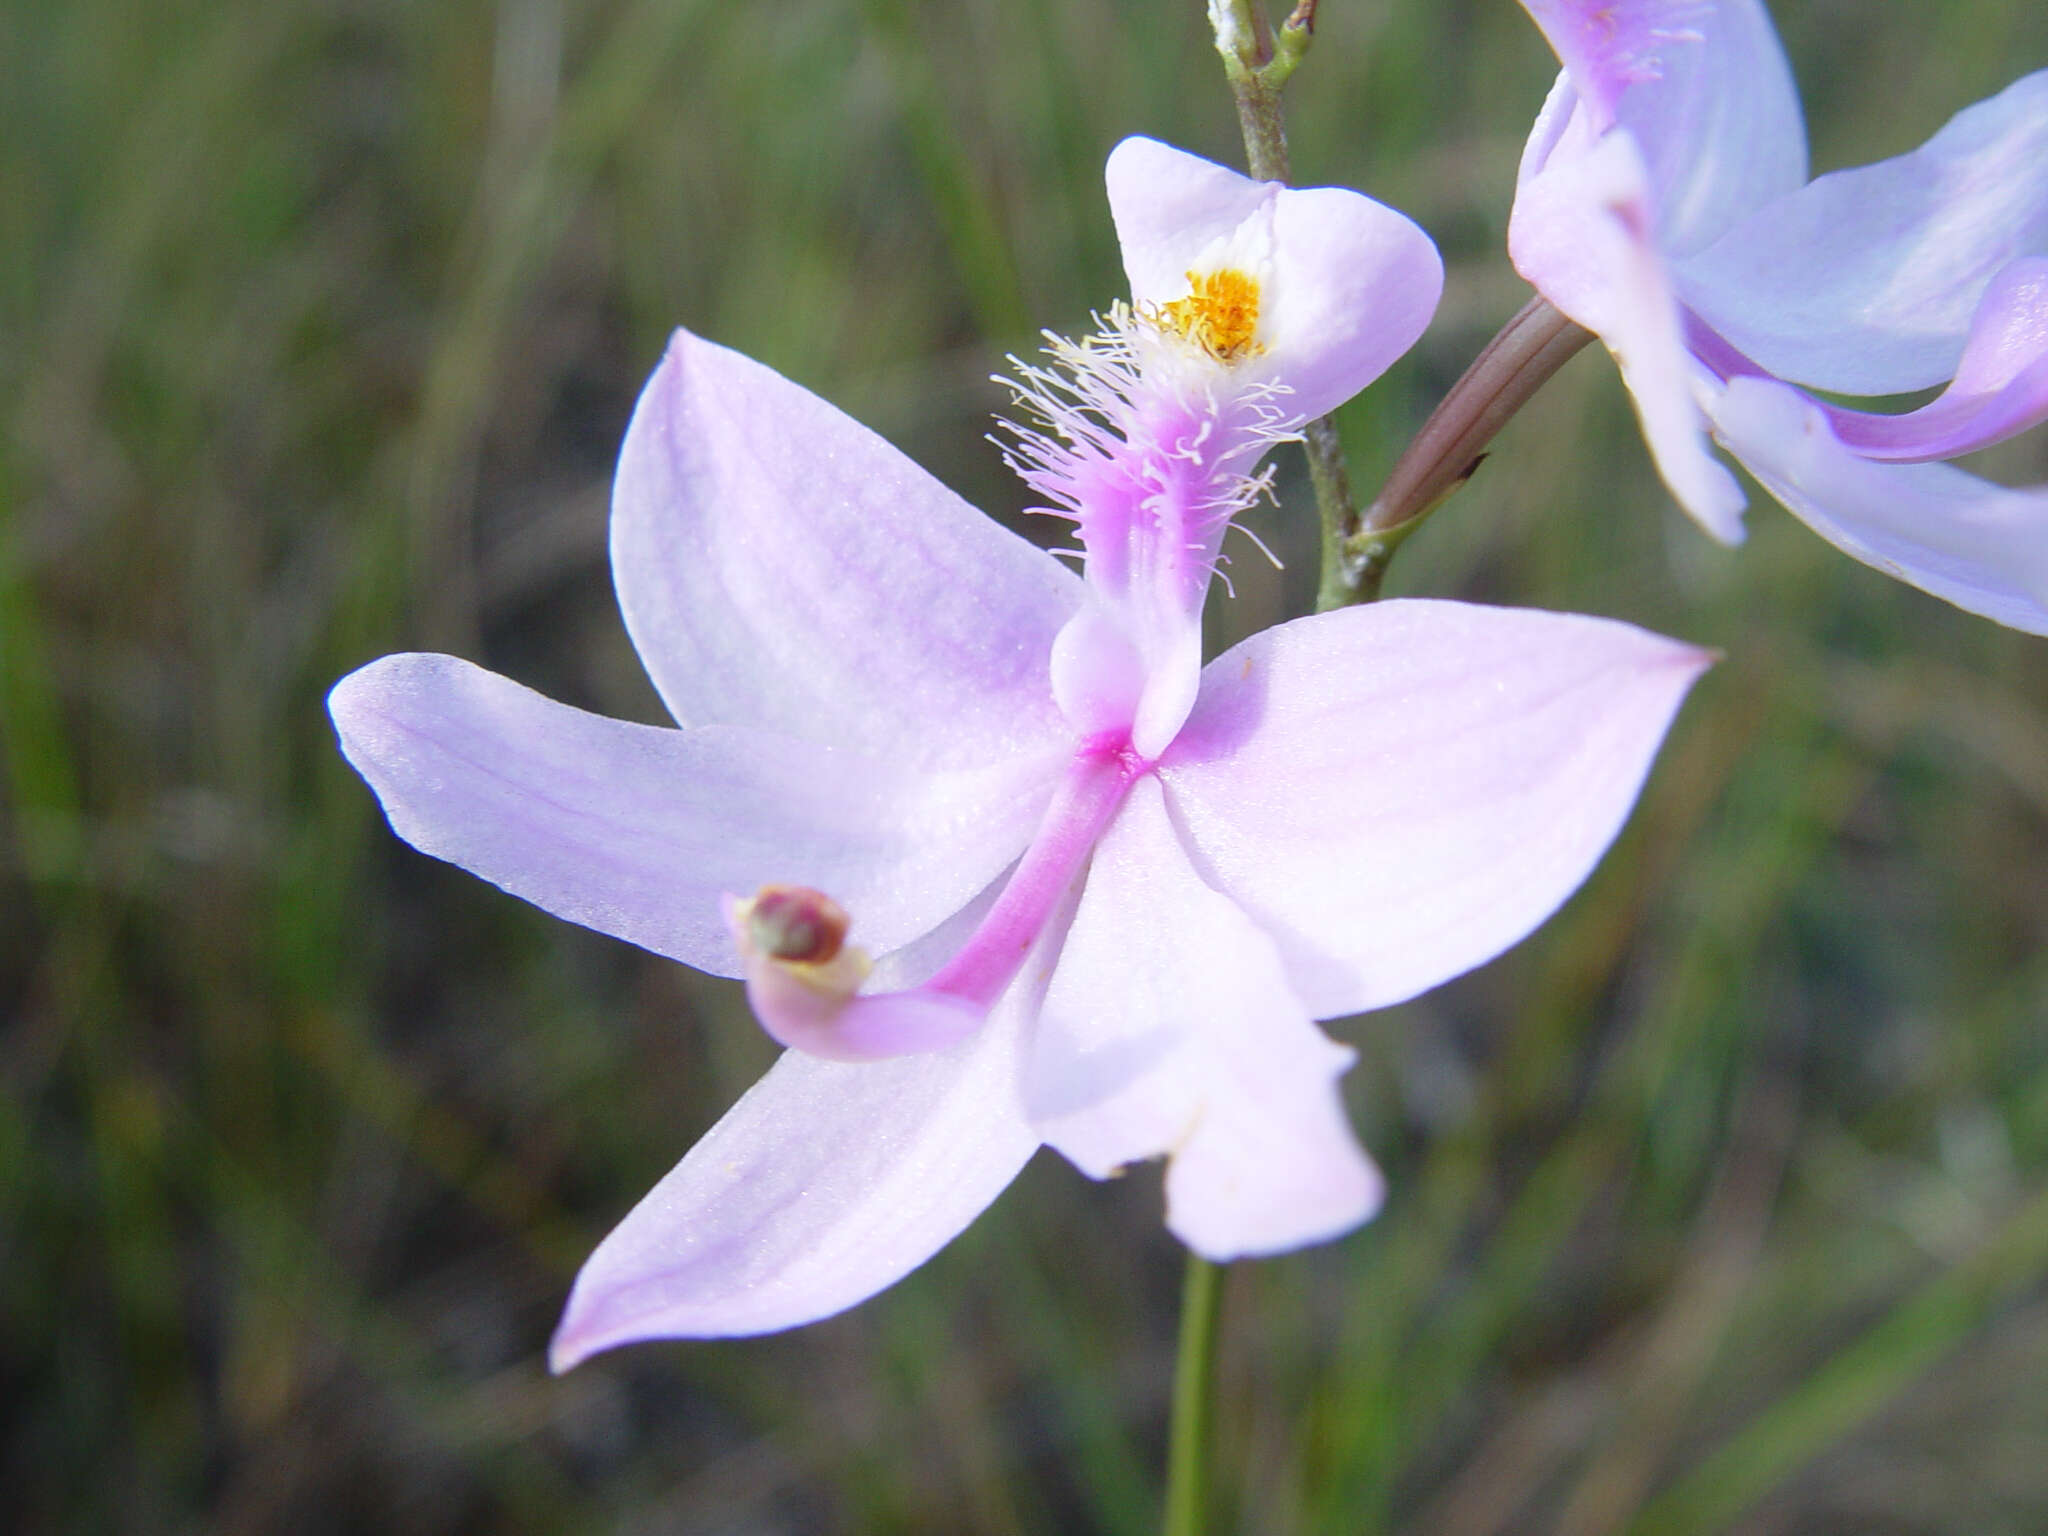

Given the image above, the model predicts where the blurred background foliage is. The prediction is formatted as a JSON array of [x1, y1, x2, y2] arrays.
[[3, 0, 2047, 1530]]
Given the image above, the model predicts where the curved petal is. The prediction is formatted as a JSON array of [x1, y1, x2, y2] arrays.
[[1106, 136, 1274, 307], [1105, 137, 1443, 424], [611, 329, 1083, 766], [1158, 602, 1712, 1020], [1820, 258, 2048, 462], [1260, 183, 1444, 424], [1711, 375, 2048, 634], [548, 938, 1044, 1361], [1680, 70, 2048, 395], [736, 948, 986, 1063], [328, 653, 1057, 974], [1512, 114, 1748, 539], [1028, 778, 1381, 1259], [1517, 0, 1805, 254]]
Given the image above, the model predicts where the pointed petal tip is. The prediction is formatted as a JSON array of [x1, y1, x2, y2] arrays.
[[1660, 636, 1722, 678], [546, 1286, 706, 1374], [536, 993, 1044, 1364], [543, 1247, 846, 1369], [544, 1293, 694, 1375], [546, 1312, 601, 1376], [548, 1277, 616, 1375]]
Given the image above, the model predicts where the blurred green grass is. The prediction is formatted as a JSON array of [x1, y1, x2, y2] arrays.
[[3, 0, 2047, 1531]]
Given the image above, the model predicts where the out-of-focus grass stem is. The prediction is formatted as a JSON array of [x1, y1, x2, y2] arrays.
[[1632, 1177, 2048, 1536]]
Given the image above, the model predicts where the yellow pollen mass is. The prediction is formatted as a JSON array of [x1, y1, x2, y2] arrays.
[[1156, 268, 1263, 362]]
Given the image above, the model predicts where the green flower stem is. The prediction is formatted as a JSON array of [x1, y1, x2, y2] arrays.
[[1328, 293, 1594, 606], [1209, 1, 1366, 611], [1211, 0, 1307, 183], [1163, 1252, 1226, 1536]]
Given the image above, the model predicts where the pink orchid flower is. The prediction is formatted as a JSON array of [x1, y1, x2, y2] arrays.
[[1511, 0, 2048, 631], [330, 138, 1709, 1368]]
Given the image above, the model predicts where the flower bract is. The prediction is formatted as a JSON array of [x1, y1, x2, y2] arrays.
[[1511, 0, 2048, 632], [330, 138, 1710, 1368]]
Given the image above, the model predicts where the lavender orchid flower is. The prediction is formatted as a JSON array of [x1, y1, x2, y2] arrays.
[[1511, 0, 2048, 632], [330, 138, 1709, 1368]]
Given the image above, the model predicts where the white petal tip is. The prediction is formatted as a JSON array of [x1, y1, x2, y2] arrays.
[[546, 1328, 591, 1375], [1696, 505, 1749, 547], [1168, 1151, 1387, 1262], [547, 1298, 629, 1374], [547, 1298, 698, 1373]]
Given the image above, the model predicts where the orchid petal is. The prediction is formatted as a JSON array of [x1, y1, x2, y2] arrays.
[[1821, 258, 2048, 462], [548, 932, 1043, 1361], [1711, 376, 2048, 634], [1158, 602, 1711, 1021], [1028, 778, 1382, 1259], [329, 653, 1056, 973], [733, 927, 986, 1062], [1680, 70, 2048, 395], [1261, 182, 1445, 424], [1105, 136, 1443, 424], [1511, 109, 1748, 539], [1049, 604, 1148, 740], [1106, 136, 1272, 308], [1517, 1, 1804, 254], [611, 329, 1083, 766]]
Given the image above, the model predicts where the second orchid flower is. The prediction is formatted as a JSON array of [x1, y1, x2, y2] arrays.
[[1513, 0, 2048, 632]]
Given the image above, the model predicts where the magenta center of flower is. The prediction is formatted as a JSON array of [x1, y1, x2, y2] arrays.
[[728, 734, 1156, 1062], [921, 734, 1153, 1010]]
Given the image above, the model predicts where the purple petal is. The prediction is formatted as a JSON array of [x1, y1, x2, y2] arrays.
[[1158, 602, 1712, 1020], [1104, 137, 1443, 424], [611, 329, 1083, 766], [1822, 259, 2048, 462], [1680, 70, 2048, 395], [1518, 0, 1804, 254], [1711, 376, 2048, 634], [548, 950, 1042, 1361], [1105, 136, 1272, 308], [329, 653, 1058, 972], [1028, 779, 1382, 1259], [1512, 112, 1748, 539], [740, 961, 985, 1063], [1261, 181, 1444, 425]]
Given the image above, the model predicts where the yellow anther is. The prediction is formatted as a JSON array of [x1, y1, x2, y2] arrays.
[[1155, 268, 1263, 362]]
